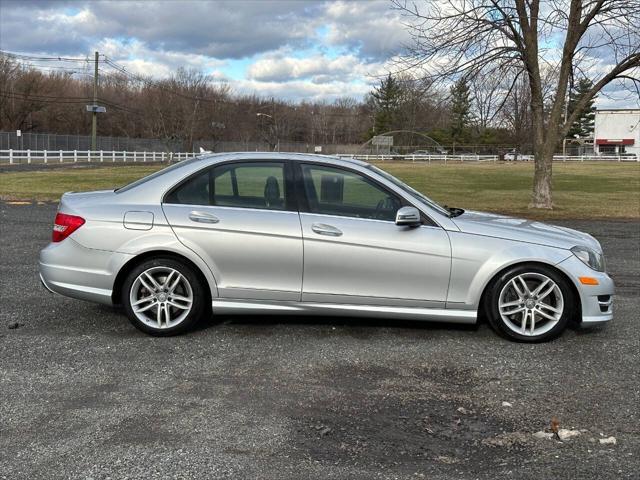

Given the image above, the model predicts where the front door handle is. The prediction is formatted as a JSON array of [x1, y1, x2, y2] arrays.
[[311, 223, 342, 237], [189, 211, 219, 224]]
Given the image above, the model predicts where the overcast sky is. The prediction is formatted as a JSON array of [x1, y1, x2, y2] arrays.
[[0, 0, 408, 102], [0, 0, 636, 107]]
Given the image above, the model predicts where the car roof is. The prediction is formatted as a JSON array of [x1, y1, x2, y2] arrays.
[[195, 151, 371, 168]]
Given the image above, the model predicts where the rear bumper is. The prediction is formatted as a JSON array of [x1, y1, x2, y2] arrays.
[[557, 255, 614, 327], [39, 238, 132, 305]]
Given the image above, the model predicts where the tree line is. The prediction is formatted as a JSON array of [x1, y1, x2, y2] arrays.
[[0, 53, 599, 153]]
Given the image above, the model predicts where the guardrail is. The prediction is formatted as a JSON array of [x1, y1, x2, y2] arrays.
[[0, 149, 199, 165]]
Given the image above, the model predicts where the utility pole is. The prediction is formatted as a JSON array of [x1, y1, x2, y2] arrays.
[[91, 51, 98, 151]]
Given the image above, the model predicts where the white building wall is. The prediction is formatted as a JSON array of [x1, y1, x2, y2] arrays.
[[593, 109, 640, 156]]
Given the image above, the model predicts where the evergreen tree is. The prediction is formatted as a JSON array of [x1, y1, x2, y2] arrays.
[[567, 78, 597, 138], [369, 74, 403, 135], [449, 78, 472, 141]]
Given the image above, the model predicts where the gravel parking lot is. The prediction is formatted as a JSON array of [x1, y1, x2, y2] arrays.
[[1, 202, 638, 479]]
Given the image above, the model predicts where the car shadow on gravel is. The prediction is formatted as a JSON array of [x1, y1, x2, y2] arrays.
[[197, 313, 482, 337]]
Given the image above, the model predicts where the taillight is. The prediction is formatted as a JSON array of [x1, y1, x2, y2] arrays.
[[52, 213, 85, 242]]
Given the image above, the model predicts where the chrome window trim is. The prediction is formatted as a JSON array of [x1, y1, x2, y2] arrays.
[[161, 158, 296, 212]]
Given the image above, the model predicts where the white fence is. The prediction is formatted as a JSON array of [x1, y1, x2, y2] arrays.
[[0, 149, 199, 165], [338, 154, 499, 162], [338, 153, 639, 162], [1, 149, 638, 165]]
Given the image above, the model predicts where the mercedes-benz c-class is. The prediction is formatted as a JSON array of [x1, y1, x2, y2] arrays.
[[39, 153, 613, 341]]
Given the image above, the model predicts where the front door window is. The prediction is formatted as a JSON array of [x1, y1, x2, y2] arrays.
[[300, 164, 401, 221]]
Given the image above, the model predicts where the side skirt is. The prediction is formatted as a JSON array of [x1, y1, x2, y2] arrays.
[[211, 299, 477, 324]]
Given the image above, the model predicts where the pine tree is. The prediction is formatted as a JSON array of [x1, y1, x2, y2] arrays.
[[449, 78, 472, 142], [567, 78, 597, 138], [369, 74, 403, 135]]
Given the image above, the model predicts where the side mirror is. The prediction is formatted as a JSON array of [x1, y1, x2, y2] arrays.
[[395, 206, 421, 227]]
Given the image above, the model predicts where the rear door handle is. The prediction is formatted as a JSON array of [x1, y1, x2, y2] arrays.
[[311, 223, 342, 237], [189, 211, 219, 224]]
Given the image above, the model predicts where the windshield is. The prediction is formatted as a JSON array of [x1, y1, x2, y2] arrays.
[[364, 164, 452, 217], [116, 157, 203, 193]]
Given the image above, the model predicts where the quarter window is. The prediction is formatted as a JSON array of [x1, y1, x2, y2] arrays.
[[300, 164, 401, 221], [165, 162, 287, 210]]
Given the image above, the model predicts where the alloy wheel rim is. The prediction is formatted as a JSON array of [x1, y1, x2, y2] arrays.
[[498, 272, 564, 337], [130, 267, 193, 329]]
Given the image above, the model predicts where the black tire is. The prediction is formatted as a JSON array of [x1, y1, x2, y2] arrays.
[[122, 257, 207, 336], [485, 264, 577, 343]]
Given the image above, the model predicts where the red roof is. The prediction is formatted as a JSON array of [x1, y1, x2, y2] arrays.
[[595, 139, 634, 145]]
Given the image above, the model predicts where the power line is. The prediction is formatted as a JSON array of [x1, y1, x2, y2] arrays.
[[0, 51, 93, 63], [0, 90, 143, 115], [2, 50, 227, 105], [0, 92, 89, 104], [101, 56, 226, 104]]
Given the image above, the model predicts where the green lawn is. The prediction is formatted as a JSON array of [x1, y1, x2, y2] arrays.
[[1, 161, 638, 220]]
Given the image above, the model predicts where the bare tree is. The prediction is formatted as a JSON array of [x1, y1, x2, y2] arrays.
[[500, 74, 533, 150], [394, 0, 640, 209], [469, 68, 510, 132]]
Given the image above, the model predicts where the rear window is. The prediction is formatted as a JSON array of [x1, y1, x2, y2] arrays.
[[116, 158, 203, 193]]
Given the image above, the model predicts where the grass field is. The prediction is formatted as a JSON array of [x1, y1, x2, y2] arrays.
[[1, 161, 638, 220]]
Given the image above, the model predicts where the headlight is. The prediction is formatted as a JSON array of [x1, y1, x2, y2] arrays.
[[571, 246, 605, 272]]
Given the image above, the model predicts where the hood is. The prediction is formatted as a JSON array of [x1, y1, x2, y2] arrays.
[[451, 210, 602, 251]]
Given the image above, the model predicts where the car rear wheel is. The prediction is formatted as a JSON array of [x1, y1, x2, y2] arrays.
[[486, 264, 576, 342], [122, 257, 207, 336]]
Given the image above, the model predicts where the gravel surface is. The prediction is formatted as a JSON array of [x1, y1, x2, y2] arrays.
[[1, 203, 638, 479]]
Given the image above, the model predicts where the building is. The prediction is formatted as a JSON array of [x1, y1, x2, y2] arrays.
[[593, 108, 640, 157]]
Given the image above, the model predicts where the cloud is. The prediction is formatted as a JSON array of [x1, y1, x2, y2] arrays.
[[234, 78, 372, 102], [247, 53, 376, 82], [0, 0, 324, 59], [95, 38, 227, 78], [323, 1, 410, 60]]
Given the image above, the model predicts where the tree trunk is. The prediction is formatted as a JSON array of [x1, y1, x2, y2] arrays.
[[530, 147, 553, 209], [529, 99, 554, 209]]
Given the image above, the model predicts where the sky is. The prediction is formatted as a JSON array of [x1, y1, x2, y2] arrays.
[[0, 0, 408, 102], [0, 0, 636, 107]]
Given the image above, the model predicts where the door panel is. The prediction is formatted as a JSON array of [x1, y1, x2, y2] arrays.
[[162, 160, 301, 301], [163, 205, 303, 300], [300, 213, 451, 306]]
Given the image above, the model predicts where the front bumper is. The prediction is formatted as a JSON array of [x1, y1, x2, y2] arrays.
[[39, 237, 132, 305], [557, 255, 614, 327]]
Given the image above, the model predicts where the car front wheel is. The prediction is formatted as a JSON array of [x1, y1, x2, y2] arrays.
[[486, 265, 577, 342], [122, 257, 207, 336]]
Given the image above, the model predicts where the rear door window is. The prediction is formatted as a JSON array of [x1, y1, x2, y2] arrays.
[[165, 162, 287, 211]]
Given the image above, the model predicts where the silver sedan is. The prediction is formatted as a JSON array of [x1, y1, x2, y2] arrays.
[[39, 153, 614, 341]]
